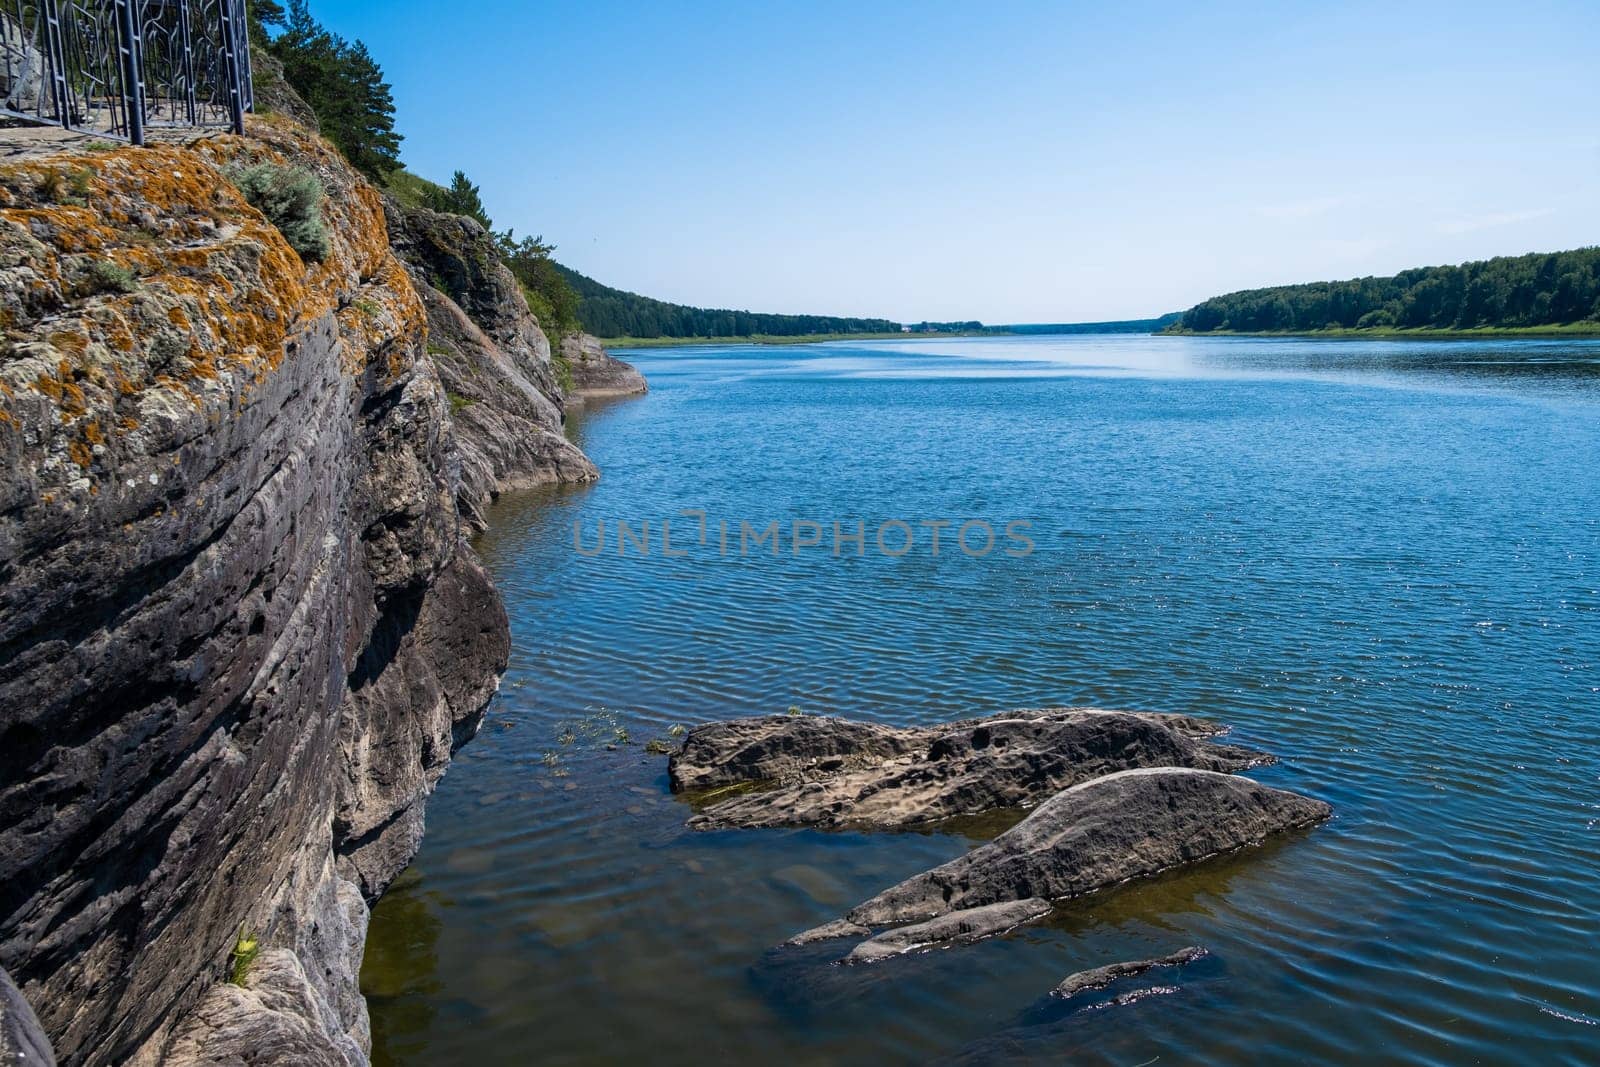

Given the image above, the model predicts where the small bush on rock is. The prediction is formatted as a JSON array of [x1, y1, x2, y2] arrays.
[[80, 259, 139, 296], [35, 169, 64, 201], [228, 928, 261, 986], [228, 163, 330, 262]]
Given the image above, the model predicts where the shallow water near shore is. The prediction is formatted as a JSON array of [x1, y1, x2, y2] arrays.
[[362, 334, 1600, 1065]]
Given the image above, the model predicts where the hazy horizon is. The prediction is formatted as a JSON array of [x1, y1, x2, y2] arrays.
[[316, 0, 1599, 324]]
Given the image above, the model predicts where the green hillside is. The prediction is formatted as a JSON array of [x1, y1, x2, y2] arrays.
[[1171, 248, 1600, 334]]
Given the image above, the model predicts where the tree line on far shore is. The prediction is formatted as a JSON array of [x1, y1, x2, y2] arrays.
[[1173, 247, 1600, 333], [555, 264, 900, 339]]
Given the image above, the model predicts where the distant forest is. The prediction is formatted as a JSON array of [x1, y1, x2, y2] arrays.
[[1010, 314, 1181, 334], [1173, 247, 1600, 333], [556, 265, 900, 339]]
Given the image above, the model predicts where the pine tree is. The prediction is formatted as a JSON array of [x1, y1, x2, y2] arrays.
[[272, 2, 402, 179], [429, 171, 492, 230], [248, 0, 286, 48]]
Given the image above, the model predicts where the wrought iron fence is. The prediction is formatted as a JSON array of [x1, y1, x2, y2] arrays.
[[0, 0, 252, 144]]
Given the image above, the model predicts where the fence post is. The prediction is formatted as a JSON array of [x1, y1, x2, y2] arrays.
[[177, 0, 197, 126], [218, 0, 245, 135], [236, 0, 253, 113], [113, 0, 145, 144], [39, 0, 72, 130]]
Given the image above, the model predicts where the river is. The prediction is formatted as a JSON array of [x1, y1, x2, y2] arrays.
[[363, 333, 1600, 1065]]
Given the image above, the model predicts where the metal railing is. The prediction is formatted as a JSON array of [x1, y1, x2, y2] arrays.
[[0, 0, 252, 144]]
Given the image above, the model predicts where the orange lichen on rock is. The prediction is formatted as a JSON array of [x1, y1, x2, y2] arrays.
[[0, 117, 432, 502], [50, 330, 89, 355]]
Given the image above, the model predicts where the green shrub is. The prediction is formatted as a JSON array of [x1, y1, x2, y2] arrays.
[[383, 168, 449, 211], [550, 348, 575, 393], [497, 230, 581, 350], [81, 260, 139, 295], [35, 169, 64, 201], [228, 163, 330, 262], [228, 928, 261, 986]]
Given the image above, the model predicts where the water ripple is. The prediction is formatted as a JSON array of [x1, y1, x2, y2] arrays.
[[366, 336, 1600, 1066]]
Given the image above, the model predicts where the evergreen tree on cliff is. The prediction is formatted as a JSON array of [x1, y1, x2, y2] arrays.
[[430, 171, 493, 230], [247, 0, 286, 48], [271, 1, 403, 179]]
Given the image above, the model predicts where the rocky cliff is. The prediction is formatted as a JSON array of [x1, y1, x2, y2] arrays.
[[560, 332, 647, 401], [0, 114, 629, 1065], [383, 201, 596, 529]]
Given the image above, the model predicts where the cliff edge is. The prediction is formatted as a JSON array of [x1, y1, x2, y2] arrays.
[[383, 201, 597, 529], [0, 114, 631, 1065]]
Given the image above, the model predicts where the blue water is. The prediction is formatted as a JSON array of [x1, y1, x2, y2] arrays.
[[364, 334, 1600, 1065]]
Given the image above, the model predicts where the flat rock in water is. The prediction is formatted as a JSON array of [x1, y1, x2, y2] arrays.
[[1053, 946, 1209, 998], [845, 768, 1331, 925], [843, 899, 1053, 963], [671, 708, 1270, 830]]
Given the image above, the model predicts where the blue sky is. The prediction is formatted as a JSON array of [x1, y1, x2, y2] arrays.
[[311, 0, 1598, 323]]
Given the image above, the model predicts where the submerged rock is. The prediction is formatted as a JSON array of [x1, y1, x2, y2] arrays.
[[672, 708, 1270, 830], [843, 899, 1053, 963], [784, 919, 872, 946], [846, 768, 1331, 925], [1053, 946, 1209, 998]]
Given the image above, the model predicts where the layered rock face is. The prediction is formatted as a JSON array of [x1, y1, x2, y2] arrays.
[[0, 116, 573, 1065], [384, 202, 596, 529], [560, 332, 647, 400], [1, 965, 53, 1066]]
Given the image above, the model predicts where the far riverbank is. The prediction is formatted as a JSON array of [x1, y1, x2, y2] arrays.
[[601, 330, 1000, 348], [1161, 322, 1600, 341]]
